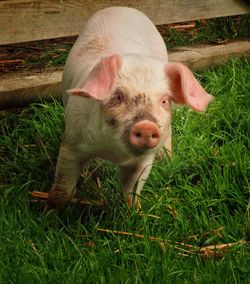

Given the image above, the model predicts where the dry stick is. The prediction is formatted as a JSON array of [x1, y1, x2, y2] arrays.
[[199, 240, 246, 252], [168, 22, 197, 32], [29, 191, 105, 207], [183, 226, 224, 241], [21, 144, 38, 149], [97, 228, 248, 257], [97, 228, 197, 255], [138, 213, 161, 219], [97, 228, 195, 250]]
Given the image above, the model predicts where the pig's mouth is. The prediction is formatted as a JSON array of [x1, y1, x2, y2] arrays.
[[127, 145, 157, 157]]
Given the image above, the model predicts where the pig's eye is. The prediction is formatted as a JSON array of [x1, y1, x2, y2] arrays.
[[161, 96, 171, 110]]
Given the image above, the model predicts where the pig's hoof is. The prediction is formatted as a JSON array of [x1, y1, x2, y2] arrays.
[[125, 195, 141, 212], [46, 188, 71, 212]]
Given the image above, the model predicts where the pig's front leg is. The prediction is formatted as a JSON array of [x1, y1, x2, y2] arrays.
[[47, 142, 82, 211], [119, 156, 154, 210]]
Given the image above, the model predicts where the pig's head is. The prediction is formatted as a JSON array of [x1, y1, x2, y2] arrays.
[[68, 54, 213, 157]]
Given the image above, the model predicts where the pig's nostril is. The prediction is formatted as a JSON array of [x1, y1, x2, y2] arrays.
[[152, 133, 159, 139], [135, 132, 141, 138]]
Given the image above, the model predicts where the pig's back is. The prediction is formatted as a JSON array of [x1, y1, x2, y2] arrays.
[[81, 7, 167, 58], [62, 7, 167, 103]]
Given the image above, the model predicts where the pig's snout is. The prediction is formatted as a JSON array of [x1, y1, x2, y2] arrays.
[[129, 120, 161, 150]]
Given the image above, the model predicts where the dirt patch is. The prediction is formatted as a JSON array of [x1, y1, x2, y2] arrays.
[[0, 37, 76, 75]]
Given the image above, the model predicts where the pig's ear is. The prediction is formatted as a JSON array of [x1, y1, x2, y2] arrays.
[[165, 62, 214, 112], [67, 55, 122, 101]]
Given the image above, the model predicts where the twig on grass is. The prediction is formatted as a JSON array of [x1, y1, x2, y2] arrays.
[[138, 213, 161, 219], [97, 228, 197, 256], [97, 228, 248, 258], [197, 240, 247, 259], [19, 143, 38, 149], [29, 191, 105, 207], [182, 226, 225, 241]]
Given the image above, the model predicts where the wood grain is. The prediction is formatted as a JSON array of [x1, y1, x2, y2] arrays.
[[168, 40, 250, 70], [0, 71, 62, 108], [0, 0, 249, 44]]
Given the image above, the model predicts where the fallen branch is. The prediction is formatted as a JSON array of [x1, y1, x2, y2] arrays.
[[97, 228, 248, 258], [198, 240, 246, 258], [183, 226, 224, 241], [97, 228, 196, 251]]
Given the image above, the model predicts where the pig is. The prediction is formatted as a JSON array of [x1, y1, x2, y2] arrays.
[[47, 7, 213, 211]]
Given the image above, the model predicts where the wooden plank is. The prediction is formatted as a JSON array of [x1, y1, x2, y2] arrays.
[[168, 40, 250, 70], [0, 71, 62, 109], [0, 0, 249, 45], [0, 40, 249, 110]]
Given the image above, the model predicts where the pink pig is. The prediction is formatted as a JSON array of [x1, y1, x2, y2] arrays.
[[47, 7, 213, 210]]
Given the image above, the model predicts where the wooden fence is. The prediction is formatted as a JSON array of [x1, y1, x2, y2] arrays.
[[0, 0, 249, 109], [0, 0, 249, 45]]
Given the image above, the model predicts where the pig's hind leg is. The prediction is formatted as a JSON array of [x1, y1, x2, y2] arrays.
[[47, 143, 82, 211]]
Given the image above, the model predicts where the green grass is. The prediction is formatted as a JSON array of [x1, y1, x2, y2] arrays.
[[0, 57, 250, 283], [163, 14, 250, 49]]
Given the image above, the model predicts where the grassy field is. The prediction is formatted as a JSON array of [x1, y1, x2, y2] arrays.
[[0, 57, 249, 283]]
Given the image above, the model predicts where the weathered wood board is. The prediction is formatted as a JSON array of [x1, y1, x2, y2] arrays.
[[168, 41, 250, 70], [0, 71, 62, 109], [0, 40, 249, 109], [0, 0, 249, 45]]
